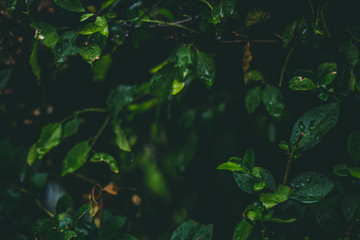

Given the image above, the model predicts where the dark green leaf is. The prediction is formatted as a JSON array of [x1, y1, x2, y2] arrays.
[[102, 209, 127, 235], [31, 218, 56, 235], [36, 122, 62, 158], [112, 119, 131, 152], [107, 85, 136, 116], [0, 187, 21, 219], [333, 163, 349, 177], [30, 22, 59, 49], [80, 13, 94, 22], [54, 31, 80, 66], [245, 86, 262, 114], [73, 203, 90, 222], [79, 44, 101, 65], [283, 20, 297, 48], [149, 64, 175, 100], [261, 85, 284, 118], [247, 70, 263, 82], [342, 195, 359, 222], [171, 220, 213, 240], [260, 185, 291, 209], [195, 51, 215, 86], [0, 68, 12, 95], [61, 141, 90, 176], [252, 167, 276, 189], [63, 118, 84, 138], [30, 40, 41, 82], [290, 171, 334, 203], [174, 44, 194, 82], [289, 76, 316, 90], [297, 17, 311, 44], [92, 54, 112, 81], [90, 152, 119, 173], [349, 167, 360, 178], [217, 162, 248, 172], [100, 0, 118, 12], [54, 0, 84, 12], [348, 130, 360, 164], [56, 194, 72, 214], [132, 25, 149, 49], [28, 172, 48, 194], [232, 219, 253, 240], [339, 41, 359, 66], [316, 62, 337, 85], [211, 0, 237, 25], [234, 168, 275, 194], [290, 103, 340, 153], [243, 148, 255, 170]]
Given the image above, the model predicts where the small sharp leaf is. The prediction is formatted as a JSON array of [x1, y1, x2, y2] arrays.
[[232, 219, 253, 240], [339, 41, 359, 66], [149, 64, 175, 100], [243, 148, 255, 170], [30, 41, 41, 82], [61, 141, 90, 176]]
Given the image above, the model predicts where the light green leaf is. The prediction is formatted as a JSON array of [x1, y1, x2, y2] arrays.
[[349, 167, 360, 178], [195, 51, 215, 86], [30, 41, 41, 82], [27, 144, 38, 166], [63, 118, 84, 138], [107, 85, 136, 116], [217, 162, 248, 173], [54, 31, 80, 66], [79, 16, 109, 37], [260, 185, 291, 209], [253, 181, 266, 191], [30, 22, 59, 49], [172, 79, 185, 95], [289, 76, 316, 90], [339, 41, 359, 66], [36, 122, 62, 158], [61, 141, 90, 176], [54, 0, 85, 12], [279, 141, 289, 151], [245, 86, 262, 114], [290, 103, 340, 153], [261, 85, 284, 118], [90, 152, 119, 173], [80, 13, 94, 22], [269, 218, 296, 223], [290, 171, 334, 203], [92, 54, 112, 81], [171, 220, 213, 240], [232, 219, 253, 240], [113, 119, 131, 152], [243, 148, 255, 170], [247, 70, 263, 82], [211, 0, 237, 25], [348, 130, 360, 164], [316, 62, 337, 85], [79, 44, 101, 65], [283, 20, 298, 48]]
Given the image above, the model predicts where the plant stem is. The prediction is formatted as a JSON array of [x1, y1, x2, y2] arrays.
[[282, 135, 302, 185], [279, 46, 295, 87], [89, 115, 111, 148], [140, 19, 199, 34], [62, 108, 108, 123], [198, 0, 213, 10], [0, 180, 54, 218]]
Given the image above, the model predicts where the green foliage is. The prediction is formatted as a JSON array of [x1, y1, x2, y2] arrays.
[[171, 220, 213, 240], [61, 141, 90, 176]]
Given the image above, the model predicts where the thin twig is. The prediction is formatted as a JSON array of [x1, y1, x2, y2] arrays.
[[61, 108, 108, 123], [89, 115, 111, 148], [279, 46, 295, 87], [219, 39, 279, 44], [282, 133, 303, 186], [141, 19, 199, 34]]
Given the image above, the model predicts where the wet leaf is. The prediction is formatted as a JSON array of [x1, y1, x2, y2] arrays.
[[290, 103, 340, 153], [298, 17, 311, 44], [61, 141, 90, 176], [80, 13, 94, 22], [73, 203, 90, 222], [260, 185, 291, 209], [79, 16, 109, 37], [290, 171, 334, 203], [172, 79, 185, 95], [30, 22, 59, 49], [79, 44, 101, 65], [30, 41, 41, 82], [90, 152, 119, 173], [54, 0, 84, 12], [339, 41, 359, 66], [253, 181, 266, 191], [36, 122, 62, 159], [54, 31, 80, 66], [100, 0, 118, 12], [261, 85, 284, 118], [289, 76, 316, 90], [232, 219, 253, 240], [234, 168, 275, 194], [316, 62, 337, 85], [149, 64, 175, 100], [107, 85, 136, 116], [27, 144, 38, 166], [244, 8, 270, 27], [195, 51, 215, 86], [171, 220, 213, 240], [211, 0, 237, 25], [63, 118, 84, 138], [56, 194, 72, 214], [348, 130, 360, 164], [173, 44, 194, 82], [279, 141, 289, 151], [245, 86, 262, 114], [283, 20, 297, 48], [217, 162, 248, 173]]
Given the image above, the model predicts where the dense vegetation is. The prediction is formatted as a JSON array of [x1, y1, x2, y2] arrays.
[[1, 0, 360, 239]]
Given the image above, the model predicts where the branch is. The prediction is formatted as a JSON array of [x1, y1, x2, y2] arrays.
[[278, 46, 295, 87]]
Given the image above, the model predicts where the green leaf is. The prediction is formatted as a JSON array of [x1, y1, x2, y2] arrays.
[[79, 44, 101, 65], [253, 181, 266, 191], [279, 141, 289, 151], [54, 31, 80, 66], [211, 0, 237, 25], [100, 0, 118, 12], [342, 195, 359, 222], [36, 122, 62, 158], [31, 218, 56, 235], [27, 144, 38, 166], [107, 85, 136, 116], [7, 0, 18, 14], [289, 76, 316, 90], [247, 70, 263, 82], [63, 118, 84, 138], [173, 44, 194, 82], [0, 187, 21, 219], [63, 231, 77, 239], [90, 152, 119, 173], [217, 162, 248, 173], [28, 172, 48, 194], [195, 51, 215, 86], [0, 68, 12, 95], [243, 148, 255, 170], [245, 86, 262, 114], [72, 203, 90, 222], [172, 79, 185, 95], [171, 220, 213, 240], [316, 62, 337, 85], [297, 17, 311, 44], [30, 22, 59, 49], [333, 164, 349, 177], [80, 13, 94, 22], [233, 168, 275, 194], [260, 185, 291, 209], [232, 219, 253, 240], [80, 16, 109, 37], [30, 41, 41, 82], [261, 85, 284, 118], [54, 0, 85, 12], [348, 130, 360, 164], [283, 20, 298, 48], [269, 218, 296, 223], [149, 64, 175, 100], [102, 209, 127, 233], [113, 119, 131, 152], [339, 41, 359, 66], [349, 167, 360, 178], [290, 103, 340, 153], [56, 194, 72, 214], [61, 141, 90, 176], [92, 54, 112, 81], [290, 171, 334, 203]]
